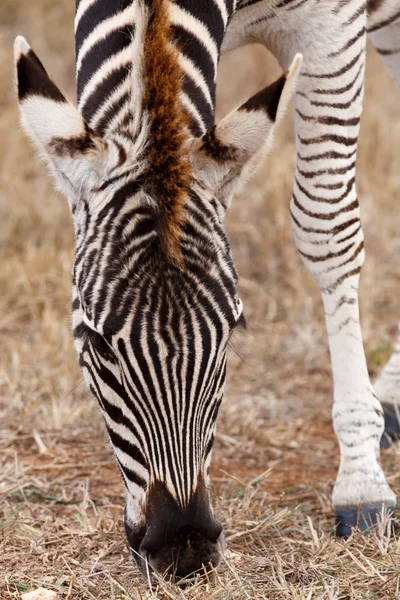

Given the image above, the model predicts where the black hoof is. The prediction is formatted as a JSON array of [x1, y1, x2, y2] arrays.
[[381, 402, 400, 449], [335, 504, 394, 538]]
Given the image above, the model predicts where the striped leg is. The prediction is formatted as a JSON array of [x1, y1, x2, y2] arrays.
[[368, 14, 400, 446], [277, 2, 396, 533]]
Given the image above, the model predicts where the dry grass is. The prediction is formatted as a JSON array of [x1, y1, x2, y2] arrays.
[[1, 2, 400, 598]]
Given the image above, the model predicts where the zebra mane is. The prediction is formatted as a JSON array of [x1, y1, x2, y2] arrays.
[[144, 0, 192, 261], [74, 0, 190, 261], [75, 0, 236, 136], [75, 0, 236, 261]]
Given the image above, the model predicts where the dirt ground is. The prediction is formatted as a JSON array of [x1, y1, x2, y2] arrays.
[[2, 2, 400, 599]]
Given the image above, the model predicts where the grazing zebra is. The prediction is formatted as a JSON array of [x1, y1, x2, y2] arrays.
[[13, 0, 399, 581], [14, 0, 300, 578]]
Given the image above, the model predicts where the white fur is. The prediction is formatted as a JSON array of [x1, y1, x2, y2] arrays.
[[19, 95, 106, 200], [20, 96, 86, 146], [14, 35, 30, 59]]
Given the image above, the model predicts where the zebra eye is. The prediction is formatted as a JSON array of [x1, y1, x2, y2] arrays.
[[88, 329, 112, 354]]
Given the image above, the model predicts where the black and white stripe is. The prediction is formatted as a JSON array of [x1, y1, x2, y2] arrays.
[[223, 0, 399, 518], [16, 0, 400, 575], [75, 0, 238, 136], [72, 183, 241, 507]]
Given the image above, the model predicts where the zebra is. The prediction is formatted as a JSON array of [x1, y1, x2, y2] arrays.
[[14, 0, 300, 578], [13, 0, 400, 581]]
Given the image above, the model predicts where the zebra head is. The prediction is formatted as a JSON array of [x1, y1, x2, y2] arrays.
[[14, 11, 301, 579]]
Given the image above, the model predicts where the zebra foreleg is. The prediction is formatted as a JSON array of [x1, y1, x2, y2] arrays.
[[279, 1, 396, 535], [368, 15, 400, 447]]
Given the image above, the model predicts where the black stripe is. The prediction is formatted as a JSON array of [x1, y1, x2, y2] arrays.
[[299, 133, 358, 147], [344, 3, 366, 26], [375, 46, 400, 56], [336, 223, 361, 243], [329, 26, 365, 57], [298, 148, 357, 162], [313, 65, 363, 95], [173, 23, 216, 84], [176, 0, 225, 46], [182, 71, 214, 131], [276, 0, 301, 7], [108, 428, 148, 471], [302, 82, 363, 109], [292, 192, 358, 220], [302, 49, 363, 79], [77, 25, 134, 99], [291, 211, 360, 236], [75, 0, 132, 59], [238, 0, 265, 9], [295, 176, 355, 204], [299, 242, 354, 262], [332, 0, 354, 15], [118, 462, 148, 489], [287, 0, 309, 10], [296, 109, 360, 127], [80, 64, 131, 126], [298, 161, 356, 178]]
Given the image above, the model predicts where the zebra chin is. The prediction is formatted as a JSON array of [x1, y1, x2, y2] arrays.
[[124, 480, 225, 582]]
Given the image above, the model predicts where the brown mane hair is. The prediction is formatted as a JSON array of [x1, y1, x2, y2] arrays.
[[144, 0, 192, 263]]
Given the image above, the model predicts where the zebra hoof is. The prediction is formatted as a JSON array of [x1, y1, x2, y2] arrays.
[[335, 504, 395, 539], [381, 402, 400, 449]]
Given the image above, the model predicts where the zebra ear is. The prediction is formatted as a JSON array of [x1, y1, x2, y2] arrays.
[[193, 54, 302, 212], [14, 36, 107, 198]]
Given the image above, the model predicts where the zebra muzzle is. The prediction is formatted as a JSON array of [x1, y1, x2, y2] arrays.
[[129, 480, 225, 581]]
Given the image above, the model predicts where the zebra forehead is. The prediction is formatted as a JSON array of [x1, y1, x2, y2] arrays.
[[143, 0, 192, 264]]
